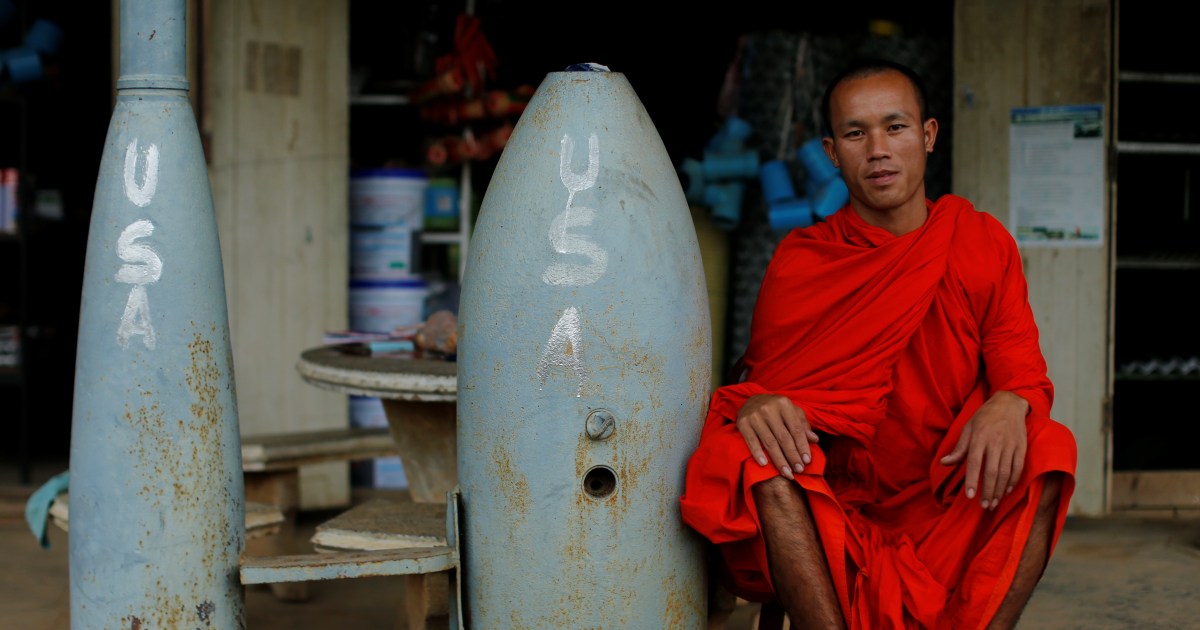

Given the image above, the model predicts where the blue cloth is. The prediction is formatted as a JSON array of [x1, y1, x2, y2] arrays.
[[24, 470, 68, 549]]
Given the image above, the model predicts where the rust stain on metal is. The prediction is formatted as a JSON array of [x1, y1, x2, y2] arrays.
[[662, 572, 703, 628], [187, 333, 223, 429], [614, 418, 657, 518], [492, 445, 530, 525], [196, 600, 215, 624], [129, 616, 141, 630], [575, 430, 589, 480], [119, 327, 242, 621], [613, 340, 668, 412]]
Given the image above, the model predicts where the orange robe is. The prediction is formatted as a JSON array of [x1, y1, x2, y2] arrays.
[[680, 195, 1077, 629]]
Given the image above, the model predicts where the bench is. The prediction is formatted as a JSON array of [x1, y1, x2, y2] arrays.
[[239, 423, 768, 626], [295, 497, 763, 630], [310, 497, 453, 630], [240, 425, 401, 601], [47, 493, 286, 540], [239, 491, 461, 630]]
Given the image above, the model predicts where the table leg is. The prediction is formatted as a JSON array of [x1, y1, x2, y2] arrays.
[[403, 571, 451, 630], [380, 399, 458, 504]]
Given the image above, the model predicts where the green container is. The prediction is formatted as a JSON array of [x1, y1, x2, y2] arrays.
[[423, 177, 460, 231]]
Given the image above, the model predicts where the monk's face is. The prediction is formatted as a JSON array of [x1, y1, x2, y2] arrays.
[[822, 69, 938, 228]]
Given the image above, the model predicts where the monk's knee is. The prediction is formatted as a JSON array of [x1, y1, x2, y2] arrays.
[[1037, 472, 1064, 514], [752, 475, 804, 505], [752, 476, 813, 523]]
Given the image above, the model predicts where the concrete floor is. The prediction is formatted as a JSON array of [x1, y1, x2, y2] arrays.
[[3, 461, 1199, 629]]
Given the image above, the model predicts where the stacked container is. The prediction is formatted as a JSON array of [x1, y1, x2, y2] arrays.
[[347, 167, 431, 489]]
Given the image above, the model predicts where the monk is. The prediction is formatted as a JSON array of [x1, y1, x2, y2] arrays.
[[680, 57, 1078, 629]]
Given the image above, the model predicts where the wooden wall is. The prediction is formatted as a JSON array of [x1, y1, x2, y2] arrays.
[[204, 0, 351, 509], [954, 0, 1112, 516]]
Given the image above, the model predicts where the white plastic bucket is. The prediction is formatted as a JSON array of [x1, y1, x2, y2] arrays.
[[370, 455, 408, 489], [350, 226, 415, 280], [350, 168, 429, 229], [349, 395, 388, 428], [349, 278, 429, 334]]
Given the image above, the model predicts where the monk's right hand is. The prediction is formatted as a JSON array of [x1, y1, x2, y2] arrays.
[[735, 394, 820, 480]]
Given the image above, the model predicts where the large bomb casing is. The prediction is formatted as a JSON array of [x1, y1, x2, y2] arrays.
[[68, 1, 244, 627], [458, 68, 712, 627]]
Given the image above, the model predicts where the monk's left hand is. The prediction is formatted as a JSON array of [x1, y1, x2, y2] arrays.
[[939, 391, 1029, 510]]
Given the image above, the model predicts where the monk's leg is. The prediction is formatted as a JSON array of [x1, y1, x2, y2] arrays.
[[752, 476, 845, 630], [986, 473, 1064, 629]]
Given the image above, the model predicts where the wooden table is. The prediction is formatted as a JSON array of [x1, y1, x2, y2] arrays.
[[296, 344, 458, 504], [294, 344, 460, 629]]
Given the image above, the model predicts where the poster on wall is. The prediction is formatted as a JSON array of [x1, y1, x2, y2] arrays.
[[1009, 104, 1105, 247]]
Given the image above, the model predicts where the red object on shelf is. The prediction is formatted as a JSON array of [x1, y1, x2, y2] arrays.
[[410, 66, 467, 104], [426, 134, 480, 166], [419, 85, 533, 126], [419, 96, 488, 126], [410, 13, 498, 104]]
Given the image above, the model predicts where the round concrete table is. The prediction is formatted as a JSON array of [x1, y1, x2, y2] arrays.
[[297, 344, 458, 503]]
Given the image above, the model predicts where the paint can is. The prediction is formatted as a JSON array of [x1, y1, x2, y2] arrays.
[[348, 278, 429, 334], [350, 226, 416, 280], [350, 168, 429, 229], [347, 395, 408, 489]]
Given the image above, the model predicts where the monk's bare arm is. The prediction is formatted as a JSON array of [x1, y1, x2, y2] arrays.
[[940, 390, 1029, 509], [736, 394, 820, 480]]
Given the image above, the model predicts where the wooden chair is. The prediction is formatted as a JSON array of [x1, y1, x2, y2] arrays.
[[309, 496, 451, 630], [240, 426, 401, 601]]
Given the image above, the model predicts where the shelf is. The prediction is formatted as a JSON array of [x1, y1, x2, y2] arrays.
[[350, 94, 412, 106], [1116, 141, 1200, 155], [1119, 71, 1200, 85], [1114, 374, 1200, 381], [1115, 356, 1200, 381], [419, 232, 463, 245], [1117, 255, 1200, 270]]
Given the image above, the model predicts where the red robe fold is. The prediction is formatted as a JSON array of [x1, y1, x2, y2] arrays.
[[680, 195, 1077, 629]]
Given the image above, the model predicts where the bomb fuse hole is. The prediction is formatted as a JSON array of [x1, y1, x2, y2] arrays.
[[582, 465, 617, 499]]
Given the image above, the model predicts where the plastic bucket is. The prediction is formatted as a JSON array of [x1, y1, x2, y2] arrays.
[[350, 168, 429, 229], [349, 278, 429, 334], [350, 226, 416, 280], [349, 395, 387, 428]]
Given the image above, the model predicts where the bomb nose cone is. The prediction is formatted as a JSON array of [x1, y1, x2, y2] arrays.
[[457, 66, 712, 626], [564, 62, 611, 72]]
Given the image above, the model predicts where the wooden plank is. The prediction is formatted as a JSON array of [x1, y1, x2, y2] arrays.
[[1111, 471, 1200, 510], [239, 547, 457, 585], [382, 400, 458, 504], [206, 0, 350, 510], [312, 498, 447, 552], [241, 427, 398, 471], [48, 494, 285, 539], [955, 0, 1113, 516], [306, 496, 456, 627], [1025, 0, 1112, 520]]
